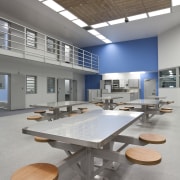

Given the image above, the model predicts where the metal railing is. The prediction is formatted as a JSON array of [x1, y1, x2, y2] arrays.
[[0, 17, 99, 73]]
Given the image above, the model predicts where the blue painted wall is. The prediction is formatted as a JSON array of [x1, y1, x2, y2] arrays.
[[85, 74, 102, 101], [84, 37, 158, 100], [84, 37, 158, 74]]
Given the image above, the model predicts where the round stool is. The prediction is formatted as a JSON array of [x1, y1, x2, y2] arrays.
[[69, 112, 78, 117], [34, 136, 51, 142], [34, 110, 46, 114], [125, 147, 161, 165], [27, 115, 42, 120], [11, 163, 58, 180], [139, 133, 166, 144], [160, 109, 172, 113], [119, 107, 130, 111], [161, 107, 173, 111], [78, 107, 88, 113]]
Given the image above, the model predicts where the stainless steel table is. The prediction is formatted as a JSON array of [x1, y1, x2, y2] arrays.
[[23, 109, 143, 180], [93, 96, 122, 110], [30, 101, 89, 120], [125, 99, 164, 121]]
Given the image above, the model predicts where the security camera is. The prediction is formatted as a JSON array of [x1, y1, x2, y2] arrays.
[[125, 17, 129, 23]]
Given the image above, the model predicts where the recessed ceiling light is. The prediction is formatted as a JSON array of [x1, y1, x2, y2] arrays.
[[73, 19, 88, 27], [42, 0, 64, 12], [172, 0, 180, 6], [38, 0, 44, 2], [91, 22, 109, 29], [128, 13, 147, 21], [102, 39, 112, 44], [108, 18, 125, 25], [87, 29, 100, 36], [60, 10, 77, 20], [148, 8, 171, 17], [96, 34, 106, 40]]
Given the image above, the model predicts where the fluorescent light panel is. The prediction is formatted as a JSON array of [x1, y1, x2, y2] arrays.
[[108, 18, 125, 25], [91, 22, 109, 29], [148, 8, 171, 17], [172, 0, 180, 6], [96, 34, 106, 40], [102, 39, 112, 44], [73, 19, 88, 27], [42, 0, 64, 12], [128, 13, 147, 21], [60, 10, 77, 20], [87, 29, 100, 36]]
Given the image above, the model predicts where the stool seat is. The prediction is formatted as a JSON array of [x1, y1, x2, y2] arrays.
[[161, 107, 173, 110], [11, 163, 58, 180], [34, 110, 46, 114], [78, 107, 88, 113], [27, 115, 42, 120], [34, 136, 51, 142], [125, 147, 161, 165], [124, 106, 134, 109], [160, 109, 172, 113], [69, 112, 78, 117], [139, 133, 166, 144], [119, 107, 130, 111]]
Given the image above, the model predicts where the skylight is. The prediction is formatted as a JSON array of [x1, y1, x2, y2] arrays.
[[128, 13, 148, 21], [108, 18, 125, 25], [172, 0, 180, 6], [60, 10, 77, 20], [42, 0, 64, 12], [91, 22, 109, 29], [148, 8, 171, 17], [73, 19, 88, 27], [87, 29, 100, 36]]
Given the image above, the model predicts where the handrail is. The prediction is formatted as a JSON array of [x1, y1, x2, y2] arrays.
[[0, 17, 99, 72]]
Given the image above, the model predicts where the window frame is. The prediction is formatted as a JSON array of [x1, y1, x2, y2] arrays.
[[26, 75, 37, 94], [47, 77, 55, 93], [47, 36, 55, 53], [26, 29, 37, 48]]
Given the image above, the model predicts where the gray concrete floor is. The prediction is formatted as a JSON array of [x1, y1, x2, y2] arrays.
[[0, 104, 180, 180]]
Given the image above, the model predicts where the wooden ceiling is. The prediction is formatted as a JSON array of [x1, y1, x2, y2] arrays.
[[55, 0, 171, 25]]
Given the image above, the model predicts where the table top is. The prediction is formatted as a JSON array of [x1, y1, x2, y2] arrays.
[[94, 96, 122, 101], [147, 96, 166, 100], [126, 99, 161, 105], [30, 101, 88, 108], [23, 109, 143, 149]]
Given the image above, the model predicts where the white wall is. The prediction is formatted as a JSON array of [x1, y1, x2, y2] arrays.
[[158, 25, 180, 106], [0, 56, 85, 108]]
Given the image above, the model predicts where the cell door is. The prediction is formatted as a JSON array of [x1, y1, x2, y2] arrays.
[[57, 78, 65, 101], [10, 74, 26, 110], [70, 80, 77, 101], [144, 79, 156, 99]]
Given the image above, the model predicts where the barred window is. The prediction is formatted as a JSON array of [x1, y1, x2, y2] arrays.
[[47, 77, 55, 93], [26, 29, 37, 48], [26, 75, 37, 94], [47, 37, 55, 53]]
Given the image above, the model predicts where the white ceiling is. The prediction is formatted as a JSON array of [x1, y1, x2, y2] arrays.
[[0, 0, 180, 48]]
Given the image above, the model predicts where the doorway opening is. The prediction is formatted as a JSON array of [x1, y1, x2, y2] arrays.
[[0, 74, 10, 110]]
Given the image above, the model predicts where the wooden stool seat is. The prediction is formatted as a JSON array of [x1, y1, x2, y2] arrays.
[[69, 112, 78, 117], [125, 147, 161, 165], [119, 107, 130, 111], [116, 102, 125, 105], [27, 115, 42, 120], [34, 136, 51, 142], [124, 106, 134, 109], [160, 109, 172, 113], [161, 107, 173, 111], [167, 101, 174, 104], [78, 107, 88, 113], [34, 110, 46, 114], [139, 133, 166, 144], [11, 163, 58, 180]]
